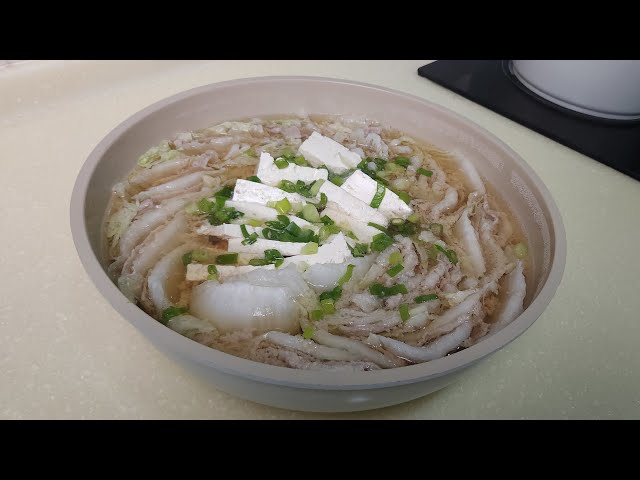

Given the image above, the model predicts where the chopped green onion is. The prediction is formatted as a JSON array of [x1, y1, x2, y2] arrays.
[[345, 231, 359, 241], [388, 219, 416, 237], [279, 180, 297, 193], [248, 258, 269, 266], [247, 218, 262, 227], [415, 294, 439, 303], [514, 242, 528, 259], [275, 198, 292, 215], [197, 197, 216, 214], [369, 283, 408, 298], [367, 222, 388, 232], [240, 224, 258, 245], [407, 212, 420, 223], [274, 157, 289, 169], [417, 168, 433, 177], [301, 204, 321, 223], [214, 196, 227, 208], [318, 225, 340, 242], [434, 244, 458, 265], [318, 192, 328, 208], [309, 179, 324, 197], [280, 146, 295, 158], [192, 250, 217, 263], [294, 180, 314, 198], [215, 253, 238, 265], [397, 191, 411, 205], [215, 185, 234, 199], [370, 182, 386, 208], [181, 251, 193, 266], [319, 286, 343, 302], [386, 263, 404, 277], [303, 325, 317, 338], [207, 264, 218, 281], [244, 149, 257, 158], [370, 232, 394, 252], [399, 304, 410, 321], [293, 155, 307, 166], [389, 251, 403, 266], [384, 162, 404, 173], [321, 215, 335, 225], [330, 176, 345, 186], [320, 299, 336, 315], [351, 243, 369, 257], [301, 242, 319, 255], [161, 306, 187, 324], [394, 156, 411, 168], [309, 310, 324, 322], [430, 223, 444, 237], [337, 264, 355, 287], [246, 175, 261, 183]]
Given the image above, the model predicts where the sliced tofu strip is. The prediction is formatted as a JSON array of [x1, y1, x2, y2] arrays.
[[322, 202, 382, 243], [284, 232, 353, 266], [224, 201, 316, 229], [318, 180, 389, 227], [231, 179, 313, 206], [341, 169, 413, 220], [298, 131, 361, 174], [256, 152, 328, 186], [228, 238, 309, 256]]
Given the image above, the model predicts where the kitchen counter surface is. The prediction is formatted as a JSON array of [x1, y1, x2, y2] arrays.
[[1, 60, 639, 419]]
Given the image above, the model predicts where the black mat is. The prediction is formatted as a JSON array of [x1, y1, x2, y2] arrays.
[[418, 60, 640, 182]]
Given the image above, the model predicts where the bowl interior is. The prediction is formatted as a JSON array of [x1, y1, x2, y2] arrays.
[[74, 76, 565, 388]]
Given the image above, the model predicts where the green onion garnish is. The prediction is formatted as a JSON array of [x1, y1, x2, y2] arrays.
[[215, 253, 238, 265], [399, 304, 410, 321], [274, 157, 289, 169], [280, 146, 295, 158], [275, 198, 292, 215], [434, 244, 458, 264], [351, 243, 369, 257], [321, 215, 334, 225], [407, 212, 420, 223], [293, 155, 307, 166], [384, 162, 404, 173], [337, 264, 355, 287], [514, 242, 528, 259], [386, 264, 404, 277], [301, 204, 321, 223], [397, 191, 411, 205], [394, 156, 411, 168], [279, 180, 297, 193], [387, 219, 416, 237], [370, 182, 386, 208], [389, 251, 403, 266], [309, 179, 324, 197], [417, 168, 433, 177], [301, 242, 319, 255], [181, 251, 193, 266], [244, 149, 257, 158], [391, 218, 404, 225], [192, 250, 217, 263], [247, 218, 262, 227], [318, 192, 328, 208], [320, 299, 336, 314], [370, 232, 394, 252], [367, 222, 388, 232], [330, 176, 345, 186], [303, 326, 316, 339], [246, 175, 262, 183], [161, 306, 187, 324], [248, 258, 269, 266], [309, 311, 324, 322], [369, 283, 408, 298], [345, 231, 359, 241], [240, 224, 258, 245], [319, 286, 343, 302], [415, 294, 439, 303], [207, 264, 218, 281]]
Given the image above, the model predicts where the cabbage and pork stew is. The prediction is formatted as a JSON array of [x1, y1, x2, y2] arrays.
[[105, 116, 528, 371]]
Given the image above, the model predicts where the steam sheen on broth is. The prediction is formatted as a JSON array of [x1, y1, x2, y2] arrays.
[[104, 115, 528, 371]]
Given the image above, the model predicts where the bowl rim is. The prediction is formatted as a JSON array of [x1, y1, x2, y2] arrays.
[[70, 75, 566, 390]]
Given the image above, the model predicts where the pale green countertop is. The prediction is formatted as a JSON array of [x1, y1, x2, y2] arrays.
[[1, 60, 638, 419]]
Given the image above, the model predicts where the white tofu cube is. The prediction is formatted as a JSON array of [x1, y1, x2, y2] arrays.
[[256, 152, 328, 186], [340, 169, 413, 220], [297, 131, 361, 174]]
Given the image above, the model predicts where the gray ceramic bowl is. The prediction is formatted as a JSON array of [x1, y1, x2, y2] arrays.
[[70, 76, 566, 412]]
